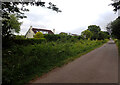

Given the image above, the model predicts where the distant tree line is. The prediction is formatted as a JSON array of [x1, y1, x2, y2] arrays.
[[81, 25, 110, 40]]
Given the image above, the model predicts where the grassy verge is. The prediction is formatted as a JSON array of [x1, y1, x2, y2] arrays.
[[2, 39, 108, 85], [118, 40, 120, 56], [62, 41, 106, 66], [114, 39, 120, 56]]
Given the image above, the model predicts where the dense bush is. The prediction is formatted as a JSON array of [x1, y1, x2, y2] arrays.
[[2, 39, 108, 85], [81, 30, 93, 39], [15, 35, 25, 39], [34, 32, 44, 38], [13, 38, 46, 45], [44, 34, 60, 41], [3, 34, 84, 49], [3, 38, 46, 48], [44, 34, 84, 42]]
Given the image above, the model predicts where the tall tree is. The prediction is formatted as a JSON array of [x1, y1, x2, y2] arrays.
[[88, 25, 101, 33], [2, 14, 22, 37], [110, 17, 120, 39], [109, 0, 120, 39], [88, 25, 101, 40], [9, 14, 22, 33]]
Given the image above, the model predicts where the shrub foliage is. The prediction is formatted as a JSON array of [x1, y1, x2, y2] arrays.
[[34, 32, 44, 38], [3, 39, 108, 85]]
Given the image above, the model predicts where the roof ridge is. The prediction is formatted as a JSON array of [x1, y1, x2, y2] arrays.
[[32, 28, 52, 31]]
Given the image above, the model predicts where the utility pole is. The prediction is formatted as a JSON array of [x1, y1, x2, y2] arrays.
[[53, 29, 55, 34]]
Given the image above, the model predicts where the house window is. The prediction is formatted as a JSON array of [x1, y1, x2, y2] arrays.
[[42, 31, 45, 34], [40, 31, 43, 33]]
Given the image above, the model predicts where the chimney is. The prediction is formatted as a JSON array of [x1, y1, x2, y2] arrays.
[[118, 9, 120, 17], [53, 29, 55, 34], [30, 26, 32, 29]]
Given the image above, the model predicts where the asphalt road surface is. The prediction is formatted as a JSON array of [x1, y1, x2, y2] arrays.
[[29, 40, 118, 83]]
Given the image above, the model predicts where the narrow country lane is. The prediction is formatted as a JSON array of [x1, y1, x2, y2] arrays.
[[29, 40, 118, 83]]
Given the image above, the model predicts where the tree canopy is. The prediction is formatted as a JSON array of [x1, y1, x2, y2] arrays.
[[81, 25, 109, 40], [2, 14, 22, 37], [9, 14, 22, 33], [108, 0, 120, 39], [98, 31, 110, 40], [108, 17, 120, 39], [88, 25, 101, 34], [111, 0, 120, 12], [87, 25, 101, 40], [81, 30, 93, 39]]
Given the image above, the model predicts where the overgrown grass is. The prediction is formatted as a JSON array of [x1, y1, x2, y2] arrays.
[[117, 40, 120, 56], [2, 39, 108, 85], [114, 39, 120, 56], [118, 40, 120, 56]]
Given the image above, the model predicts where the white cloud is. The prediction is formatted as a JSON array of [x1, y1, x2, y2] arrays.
[[19, 0, 118, 35]]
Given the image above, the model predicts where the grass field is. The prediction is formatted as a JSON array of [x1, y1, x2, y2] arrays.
[[2, 39, 108, 85]]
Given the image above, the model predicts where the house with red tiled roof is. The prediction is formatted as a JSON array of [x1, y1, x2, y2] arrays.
[[25, 26, 54, 38]]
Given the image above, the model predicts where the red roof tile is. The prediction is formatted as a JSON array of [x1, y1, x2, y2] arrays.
[[32, 28, 54, 34]]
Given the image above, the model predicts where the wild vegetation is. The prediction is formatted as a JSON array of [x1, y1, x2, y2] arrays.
[[115, 39, 120, 56], [2, 20, 110, 85], [118, 40, 120, 56], [3, 37, 108, 85]]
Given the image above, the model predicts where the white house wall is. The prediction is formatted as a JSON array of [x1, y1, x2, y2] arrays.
[[25, 28, 35, 38]]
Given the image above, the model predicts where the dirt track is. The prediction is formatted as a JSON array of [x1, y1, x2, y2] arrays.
[[29, 40, 118, 83]]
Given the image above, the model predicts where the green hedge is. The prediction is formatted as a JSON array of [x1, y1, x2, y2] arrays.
[[44, 34, 60, 41], [44, 34, 84, 42], [13, 38, 46, 45], [3, 38, 46, 48]]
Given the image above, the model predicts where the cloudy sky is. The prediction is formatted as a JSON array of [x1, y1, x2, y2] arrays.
[[19, 0, 118, 35]]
